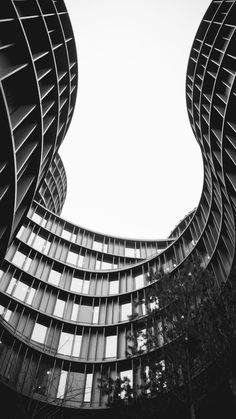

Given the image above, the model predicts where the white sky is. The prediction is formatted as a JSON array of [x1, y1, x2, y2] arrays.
[[60, 0, 210, 239]]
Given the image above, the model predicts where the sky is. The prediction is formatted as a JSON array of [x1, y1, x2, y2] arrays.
[[60, 0, 210, 240]]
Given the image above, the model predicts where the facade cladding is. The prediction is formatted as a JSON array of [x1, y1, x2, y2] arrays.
[[0, 0, 236, 417]]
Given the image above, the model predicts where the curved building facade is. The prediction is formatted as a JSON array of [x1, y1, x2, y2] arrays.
[[0, 0, 77, 261], [0, 0, 236, 418], [35, 153, 67, 216]]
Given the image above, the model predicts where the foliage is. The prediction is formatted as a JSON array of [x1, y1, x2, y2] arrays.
[[100, 257, 236, 418]]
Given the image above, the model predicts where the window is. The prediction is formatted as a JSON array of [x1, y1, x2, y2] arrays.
[[71, 233, 77, 243], [120, 369, 133, 399], [44, 240, 51, 254], [135, 274, 144, 289], [29, 234, 51, 254], [57, 370, 68, 399], [71, 303, 79, 321], [142, 302, 146, 315], [48, 269, 61, 286], [0, 305, 11, 321], [105, 335, 117, 358], [101, 261, 112, 270], [32, 213, 42, 224], [6, 277, 17, 294], [4, 309, 12, 322], [70, 277, 83, 293], [61, 229, 71, 241], [92, 241, 103, 252], [82, 280, 89, 294], [84, 373, 93, 402], [16, 225, 25, 239], [54, 299, 65, 318], [120, 369, 133, 385], [66, 250, 77, 265], [31, 323, 47, 344], [103, 243, 108, 253], [121, 302, 132, 321], [145, 360, 165, 393], [92, 306, 99, 323], [12, 251, 26, 268], [13, 281, 28, 301], [136, 248, 141, 258], [137, 329, 147, 352], [150, 296, 159, 311], [24, 256, 33, 271], [31, 235, 45, 252], [109, 280, 119, 295], [125, 248, 135, 258], [95, 259, 101, 270], [58, 332, 73, 355], [26, 287, 35, 305], [78, 255, 84, 267], [32, 213, 46, 226], [72, 335, 82, 357]]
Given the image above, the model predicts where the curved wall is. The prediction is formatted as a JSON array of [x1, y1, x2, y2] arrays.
[[35, 153, 67, 215], [0, 0, 77, 261], [0, 0, 236, 416]]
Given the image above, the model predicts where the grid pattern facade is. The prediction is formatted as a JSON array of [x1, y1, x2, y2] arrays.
[[35, 153, 67, 216], [0, 0, 236, 417], [0, 0, 77, 261]]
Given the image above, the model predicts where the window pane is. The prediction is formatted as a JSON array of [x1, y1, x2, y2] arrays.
[[67, 251, 77, 265], [44, 240, 51, 254], [24, 256, 33, 271], [54, 299, 65, 318], [27, 288, 35, 305], [72, 335, 82, 357], [92, 241, 103, 252], [32, 236, 47, 253], [103, 243, 108, 253], [48, 269, 61, 286], [137, 329, 147, 351], [70, 277, 83, 293], [12, 251, 26, 268], [32, 213, 42, 224], [16, 225, 25, 239], [13, 281, 28, 301], [150, 297, 159, 311], [120, 370, 133, 399], [28, 232, 36, 246], [78, 255, 84, 267], [92, 306, 99, 323], [71, 303, 79, 321], [31, 323, 47, 344], [82, 280, 89, 294], [58, 332, 73, 355], [4, 309, 12, 322], [121, 302, 132, 321], [95, 260, 100, 270], [6, 277, 17, 294], [135, 274, 144, 289], [61, 229, 71, 240], [101, 261, 111, 270], [109, 280, 119, 295], [84, 373, 93, 402], [125, 248, 135, 258], [57, 370, 68, 399], [105, 335, 117, 358]]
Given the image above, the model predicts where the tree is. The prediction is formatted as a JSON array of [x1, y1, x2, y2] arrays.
[[100, 258, 236, 419]]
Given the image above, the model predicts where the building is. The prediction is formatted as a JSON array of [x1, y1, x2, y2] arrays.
[[0, 0, 236, 418]]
